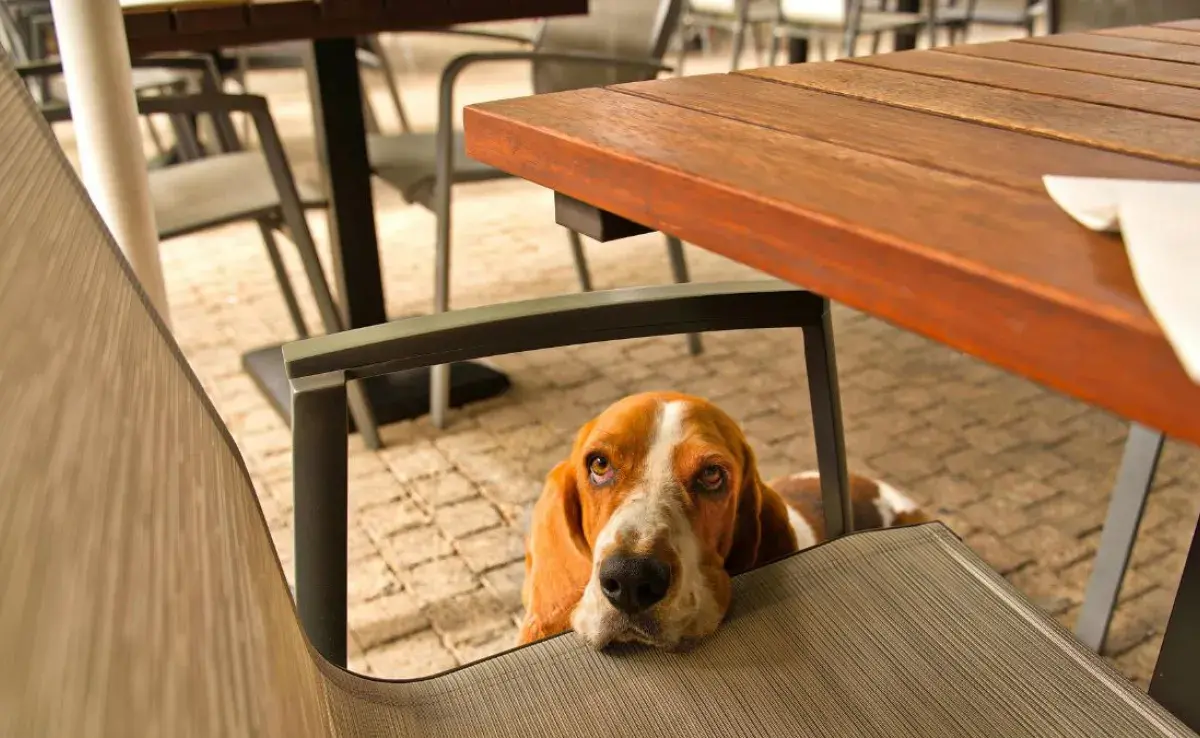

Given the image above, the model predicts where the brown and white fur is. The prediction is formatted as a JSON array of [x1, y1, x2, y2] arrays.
[[519, 391, 929, 651]]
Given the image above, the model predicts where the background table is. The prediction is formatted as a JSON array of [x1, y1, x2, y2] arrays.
[[115, 0, 589, 433], [462, 21, 1200, 729]]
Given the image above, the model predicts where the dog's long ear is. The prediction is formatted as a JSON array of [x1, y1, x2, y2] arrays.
[[724, 441, 797, 576], [518, 459, 593, 644]]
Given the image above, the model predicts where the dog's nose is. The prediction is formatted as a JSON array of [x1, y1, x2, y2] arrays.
[[598, 555, 671, 614]]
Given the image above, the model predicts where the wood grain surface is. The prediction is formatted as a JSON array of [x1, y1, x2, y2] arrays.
[[743, 62, 1200, 166], [1020, 31, 1200, 64], [943, 40, 1200, 89], [463, 22, 1200, 448], [123, 0, 588, 54], [849, 49, 1200, 119]]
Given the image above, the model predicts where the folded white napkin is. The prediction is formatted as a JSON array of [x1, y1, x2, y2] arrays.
[[1044, 175, 1200, 383]]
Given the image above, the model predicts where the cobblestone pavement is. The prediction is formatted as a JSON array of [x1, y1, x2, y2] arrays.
[[54, 24, 1198, 689]]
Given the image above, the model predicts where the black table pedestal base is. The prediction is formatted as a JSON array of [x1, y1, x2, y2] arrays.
[[243, 345, 511, 432]]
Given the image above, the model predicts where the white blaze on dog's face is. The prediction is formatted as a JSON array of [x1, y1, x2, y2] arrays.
[[565, 391, 761, 651]]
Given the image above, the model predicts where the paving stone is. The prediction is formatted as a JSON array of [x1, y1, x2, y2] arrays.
[[427, 588, 515, 649], [410, 471, 480, 509], [379, 525, 455, 570], [456, 525, 526, 574], [379, 441, 454, 484], [361, 496, 430, 541], [1006, 525, 1094, 572], [1111, 634, 1164, 691], [959, 495, 1036, 538], [1005, 566, 1082, 615], [350, 591, 430, 650], [348, 555, 401, 604], [482, 560, 527, 613], [450, 628, 521, 665], [349, 472, 407, 512], [964, 531, 1032, 575], [406, 556, 478, 603], [434, 499, 502, 539], [364, 629, 459, 679]]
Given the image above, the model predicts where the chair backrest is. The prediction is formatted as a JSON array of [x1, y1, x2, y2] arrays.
[[0, 50, 331, 736], [1054, 0, 1200, 32], [780, 0, 852, 24], [531, 0, 686, 94]]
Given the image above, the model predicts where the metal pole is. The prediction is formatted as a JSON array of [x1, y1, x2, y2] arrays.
[[47, 0, 170, 326]]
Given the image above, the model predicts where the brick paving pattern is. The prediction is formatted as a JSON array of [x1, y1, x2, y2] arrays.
[[54, 24, 1198, 689]]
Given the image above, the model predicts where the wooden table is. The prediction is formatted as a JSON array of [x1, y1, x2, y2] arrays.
[[113, 0, 588, 434], [120, 0, 581, 54], [463, 21, 1200, 729]]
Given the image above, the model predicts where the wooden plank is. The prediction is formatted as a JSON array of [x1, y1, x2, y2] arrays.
[[321, 0, 384, 21], [463, 88, 1200, 447], [246, 0, 320, 28], [123, 9, 175, 42], [943, 41, 1200, 90], [1095, 25, 1200, 47], [172, 3, 250, 34], [742, 62, 1200, 167], [123, 0, 585, 53], [616, 73, 1200, 194], [1019, 32, 1200, 65], [850, 49, 1200, 120], [1159, 19, 1200, 32]]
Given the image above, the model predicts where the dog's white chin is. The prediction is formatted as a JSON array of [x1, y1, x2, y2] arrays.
[[570, 599, 723, 652]]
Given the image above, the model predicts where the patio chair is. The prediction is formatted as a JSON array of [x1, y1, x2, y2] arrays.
[[0, 0, 196, 151], [5, 45, 1199, 736], [226, 36, 411, 137], [676, 0, 780, 72], [964, 0, 1045, 37], [767, 0, 979, 61], [367, 0, 703, 429], [16, 54, 380, 449]]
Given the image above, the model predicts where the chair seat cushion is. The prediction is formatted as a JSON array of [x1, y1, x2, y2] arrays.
[[321, 524, 1190, 737], [367, 130, 506, 208], [149, 151, 326, 240]]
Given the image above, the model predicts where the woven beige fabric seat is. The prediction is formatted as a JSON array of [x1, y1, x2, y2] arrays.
[[0, 43, 1194, 738]]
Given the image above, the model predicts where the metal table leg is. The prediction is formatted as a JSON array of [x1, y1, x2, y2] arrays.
[[1075, 424, 1165, 652], [240, 37, 510, 436], [1150, 511, 1200, 731]]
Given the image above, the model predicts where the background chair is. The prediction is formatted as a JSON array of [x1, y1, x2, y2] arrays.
[[676, 0, 780, 72], [226, 37, 411, 138], [1051, 0, 1200, 32], [16, 56, 380, 448], [768, 0, 979, 60], [4, 44, 1197, 732], [966, 0, 1046, 37], [367, 0, 703, 429]]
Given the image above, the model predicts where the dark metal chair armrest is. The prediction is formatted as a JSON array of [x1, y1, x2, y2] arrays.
[[285, 280, 820, 381], [285, 280, 831, 665]]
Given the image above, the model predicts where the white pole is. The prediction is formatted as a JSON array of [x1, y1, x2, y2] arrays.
[[47, 0, 171, 327]]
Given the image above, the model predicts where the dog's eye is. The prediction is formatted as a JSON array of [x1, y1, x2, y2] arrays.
[[694, 465, 726, 492], [587, 454, 614, 485]]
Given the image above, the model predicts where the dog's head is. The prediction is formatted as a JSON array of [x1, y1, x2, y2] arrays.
[[520, 391, 796, 650]]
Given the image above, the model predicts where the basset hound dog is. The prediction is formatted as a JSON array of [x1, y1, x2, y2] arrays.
[[519, 390, 928, 651]]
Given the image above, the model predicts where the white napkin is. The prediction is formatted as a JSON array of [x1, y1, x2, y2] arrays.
[[1044, 175, 1200, 383]]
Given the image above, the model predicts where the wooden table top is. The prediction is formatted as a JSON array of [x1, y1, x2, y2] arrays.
[[121, 0, 588, 54], [465, 20, 1200, 448]]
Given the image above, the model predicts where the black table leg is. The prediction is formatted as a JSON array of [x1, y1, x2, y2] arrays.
[[788, 37, 809, 64], [1149, 513, 1200, 731], [893, 0, 921, 51], [241, 37, 509, 431]]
